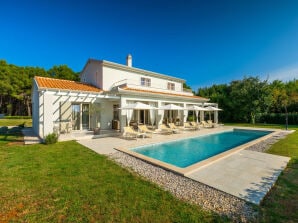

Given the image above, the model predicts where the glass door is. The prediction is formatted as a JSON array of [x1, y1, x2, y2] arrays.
[[72, 104, 80, 130], [82, 104, 90, 130]]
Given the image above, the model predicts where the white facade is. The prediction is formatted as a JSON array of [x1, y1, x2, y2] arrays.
[[32, 55, 218, 140], [81, 59, 188, 94]]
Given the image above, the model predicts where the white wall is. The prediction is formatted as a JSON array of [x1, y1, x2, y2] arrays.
[[100, 101, 116, 129], [81, 60, 103, 89], [102, 66, 183, 92], [37, 90, 97, 139], [81, 61, 185, 93]]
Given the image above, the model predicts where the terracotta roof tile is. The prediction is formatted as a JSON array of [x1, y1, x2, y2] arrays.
[[120, 87, 209, 100], [35, 76, 102, 93]]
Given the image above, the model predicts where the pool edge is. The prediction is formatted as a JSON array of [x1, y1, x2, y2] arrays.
[[115, 127, 282, 176]]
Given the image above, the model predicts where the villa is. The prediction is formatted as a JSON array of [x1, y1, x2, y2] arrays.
[[29, 55, 292, 208], [32, 55, 219, 140]]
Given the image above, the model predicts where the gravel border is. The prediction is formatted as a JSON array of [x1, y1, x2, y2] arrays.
[[109, 130, 293, 222], [245, 130, 292, 153]]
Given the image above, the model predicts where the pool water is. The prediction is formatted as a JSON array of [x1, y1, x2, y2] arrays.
[[131, 129, 271, 168]]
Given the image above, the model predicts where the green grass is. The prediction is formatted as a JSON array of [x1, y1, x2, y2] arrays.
[[227, 123, 298, 222], [0, 118, 32, 127], [1, 123, 297, 222], [0, 127, 24, 146], [261, 129, 298, 222], [0, 135, 226, 222]]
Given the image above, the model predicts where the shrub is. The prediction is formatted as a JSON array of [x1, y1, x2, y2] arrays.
[[44, 133, 58, 144]]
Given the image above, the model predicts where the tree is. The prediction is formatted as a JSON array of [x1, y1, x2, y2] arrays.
[[196, 76, 273, 123], [0, 60, 78, 116], [47, 65, 79, 81]]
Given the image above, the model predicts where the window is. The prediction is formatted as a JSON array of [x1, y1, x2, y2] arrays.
[[167, 82, 175, 90], [141, 77, 151, 87]]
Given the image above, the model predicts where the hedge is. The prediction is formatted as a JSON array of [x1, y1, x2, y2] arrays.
[[2, 116, 32, 119], [256, 113, 298, 125]]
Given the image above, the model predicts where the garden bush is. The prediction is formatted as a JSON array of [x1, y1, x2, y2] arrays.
[[44, 133, 58, 144]]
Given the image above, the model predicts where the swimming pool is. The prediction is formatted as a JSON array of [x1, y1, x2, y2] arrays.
[[131, 129, 271, 168]]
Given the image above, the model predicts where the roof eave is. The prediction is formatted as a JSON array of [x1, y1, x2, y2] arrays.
[[37, 87, 103, 95]]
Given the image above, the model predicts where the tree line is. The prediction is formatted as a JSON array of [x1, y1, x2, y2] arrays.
[[197, 77, 298, 124], [1, 60, 297, 124], [0, 60, 79, 116]]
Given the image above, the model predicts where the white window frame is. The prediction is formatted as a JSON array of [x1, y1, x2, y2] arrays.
[[141, 77, 151, 87], [167, 82, 175, 90]]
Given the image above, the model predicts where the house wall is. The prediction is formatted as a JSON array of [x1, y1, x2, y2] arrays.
[[81, 60, 185, 93], [102, 66, 183, 92], [80, 60, 103, 89], [36, 90, 97, 139], [100, 100, 116, 129]]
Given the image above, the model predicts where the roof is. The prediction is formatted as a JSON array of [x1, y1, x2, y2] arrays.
[[34, 76, 102, 93], [119, 87, 209, 101], [81, 58, 186, 83]]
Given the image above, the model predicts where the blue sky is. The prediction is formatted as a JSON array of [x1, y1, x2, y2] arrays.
[[1, 0, 298, 90]]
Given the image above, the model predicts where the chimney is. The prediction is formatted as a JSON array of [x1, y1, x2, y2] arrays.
[[126, 54, 132, 67]]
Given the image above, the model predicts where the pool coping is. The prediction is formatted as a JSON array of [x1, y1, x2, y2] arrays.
[[115, 127, 281, 176]]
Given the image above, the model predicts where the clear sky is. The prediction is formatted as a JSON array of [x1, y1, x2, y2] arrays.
[[1, 0, 298, 90]]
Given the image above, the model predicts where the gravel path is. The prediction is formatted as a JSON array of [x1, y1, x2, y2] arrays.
[[245, 130, 292, 153], [110, 152, 256, 222], [108, 130, 293, 222]]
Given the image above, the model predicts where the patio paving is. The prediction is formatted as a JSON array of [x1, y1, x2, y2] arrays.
[[186, 150, 290, 204], [78, 127, 229, 155]]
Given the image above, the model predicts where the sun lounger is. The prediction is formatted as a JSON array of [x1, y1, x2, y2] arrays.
[[190, 121, 200, 130], [201, 121, 213, 128], [159, 124, 174, 134], [123, 126, 146, 139], [138, 125, 155, 137], [183, 122, 197, 130], [207, 120, 219, 127], [168, 123, 182, 133]]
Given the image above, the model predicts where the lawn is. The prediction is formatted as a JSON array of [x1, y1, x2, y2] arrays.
[[0, 118, 32, 127], [0, 122, 297, 222], [0, 134, 226, 222]]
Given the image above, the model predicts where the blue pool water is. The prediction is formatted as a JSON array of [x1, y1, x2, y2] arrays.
[[131, 129, 271, 168]]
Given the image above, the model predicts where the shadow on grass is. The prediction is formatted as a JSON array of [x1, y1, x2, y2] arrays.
[[0, 126, 24, 145]]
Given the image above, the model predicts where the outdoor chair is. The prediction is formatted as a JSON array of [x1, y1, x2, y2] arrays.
[[207, 120, 219, 128], [138, 125, 154, 137], [183, 122, 197, 130], [158, 124, 174, 134], [201, 121, 213, 128], [168, 123, 182, 133], [123, 126, 146, 139], [190, 121, 201, 130]]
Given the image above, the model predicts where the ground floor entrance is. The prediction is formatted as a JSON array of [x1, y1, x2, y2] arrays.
[[71, 103, 90, 131]]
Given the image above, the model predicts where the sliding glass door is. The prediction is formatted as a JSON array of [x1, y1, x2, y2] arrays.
[[72, 104, 80, 130], [71, 103, 90, 130], [82, 104, 90, 130]]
